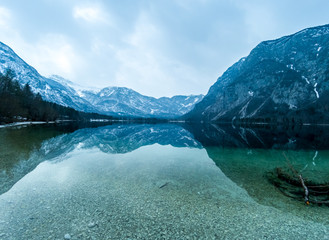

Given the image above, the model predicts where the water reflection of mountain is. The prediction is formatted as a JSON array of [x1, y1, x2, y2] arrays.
[[0, 124, 201, 196], [0, 125, 76, 195], [184, 123, 329, 150], [186, 123, 329, 220], [77, 124, 201, 154]]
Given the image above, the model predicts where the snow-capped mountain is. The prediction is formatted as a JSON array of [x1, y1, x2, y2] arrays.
[[78, 86, 203, 118], [185, 24, 329, 123], [0, 41, 203, 118], [48, 76, 203, 118], [0, 42, 98, 113]]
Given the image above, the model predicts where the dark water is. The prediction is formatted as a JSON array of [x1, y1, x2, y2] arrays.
[[0, 123, 329, 239]]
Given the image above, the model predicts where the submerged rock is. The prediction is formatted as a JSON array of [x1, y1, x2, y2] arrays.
[[64, 233, 71, 239], [88, 222, 97, 228]]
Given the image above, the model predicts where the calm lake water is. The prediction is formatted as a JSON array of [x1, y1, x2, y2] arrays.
[[0, 123, 329, 239]]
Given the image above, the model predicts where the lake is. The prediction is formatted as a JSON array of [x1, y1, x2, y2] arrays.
[[0, 123, 329, 239]]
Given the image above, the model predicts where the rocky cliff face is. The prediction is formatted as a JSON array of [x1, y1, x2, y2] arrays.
[[185, 24, 329, 123]]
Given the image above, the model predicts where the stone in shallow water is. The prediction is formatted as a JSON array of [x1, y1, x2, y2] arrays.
[[88, 222, 96, 228], [64, 233, 71, 239]]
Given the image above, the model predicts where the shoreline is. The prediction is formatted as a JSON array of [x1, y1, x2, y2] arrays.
[[2, 119, 329, 129], [0, 120, 74, 129]]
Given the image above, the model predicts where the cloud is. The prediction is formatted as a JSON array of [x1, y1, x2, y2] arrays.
[[0, 6, 11, 28], [232, 1, 278, 44], [27, 34, 83, 80], [1, 32, 83, 81], [108, 12, 208, 97], [0, 4, 83, 81], [3, 0, 329, 98], [73, 5, 110, 25]]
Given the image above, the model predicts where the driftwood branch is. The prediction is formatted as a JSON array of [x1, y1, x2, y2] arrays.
[[267, 152, 329, 206], [298, 174, 310, 205], [283, 152, 310, 205]]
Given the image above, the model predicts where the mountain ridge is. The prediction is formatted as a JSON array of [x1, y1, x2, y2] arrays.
[[0, 41, 203, 118]]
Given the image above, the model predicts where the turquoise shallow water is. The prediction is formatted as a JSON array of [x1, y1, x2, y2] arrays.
[[0, 124, 329, 239]]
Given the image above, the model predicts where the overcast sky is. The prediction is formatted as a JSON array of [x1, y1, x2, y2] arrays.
[[1, 0, 329, 97]]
